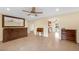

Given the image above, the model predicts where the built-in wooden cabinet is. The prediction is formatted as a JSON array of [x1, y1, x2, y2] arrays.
[[61, 29, 76, 43], [3, 28, 27, 42]]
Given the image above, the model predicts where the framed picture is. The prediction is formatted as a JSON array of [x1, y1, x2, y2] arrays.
[[2, 15, 25, 27]]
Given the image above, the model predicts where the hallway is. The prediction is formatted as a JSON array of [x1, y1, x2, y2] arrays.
[[0, 32, 79, 51]]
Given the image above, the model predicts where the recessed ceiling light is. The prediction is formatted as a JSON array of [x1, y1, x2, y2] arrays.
[[6, 8, 10, 11], [56, 8, 60, 12]]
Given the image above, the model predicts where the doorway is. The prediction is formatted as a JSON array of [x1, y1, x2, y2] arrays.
[[48, 17, 61, 40]]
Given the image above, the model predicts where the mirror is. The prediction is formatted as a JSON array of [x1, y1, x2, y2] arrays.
[[2, 15, 25, 27]]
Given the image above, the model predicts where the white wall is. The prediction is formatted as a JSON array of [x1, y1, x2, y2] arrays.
[[0, 14, 3, 41], [25, 20, 28, 27], [27, 21, 35, 33]]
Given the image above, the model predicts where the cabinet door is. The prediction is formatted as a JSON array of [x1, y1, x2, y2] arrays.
[[61, 30, 67, 40], [11, 29, 18, 39], [66, 30, 76, 41], [3, 29, 13, 42], [18, 28, 27, 37]]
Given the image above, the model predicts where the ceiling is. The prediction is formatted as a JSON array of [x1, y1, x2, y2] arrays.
[[0, 7, 79, 20]]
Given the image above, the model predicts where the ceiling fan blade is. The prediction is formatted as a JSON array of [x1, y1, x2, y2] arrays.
[[22, 7, 43, 16], [27, 14, 31, 16], [35, 12, 43, 14], [22, 10, 30, 13]]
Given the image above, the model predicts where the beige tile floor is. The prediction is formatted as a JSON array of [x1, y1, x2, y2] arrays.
[[0, 32, 79, 51]]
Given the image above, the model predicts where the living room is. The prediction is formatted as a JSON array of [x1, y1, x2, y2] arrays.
[[0, 7, 79, 51]]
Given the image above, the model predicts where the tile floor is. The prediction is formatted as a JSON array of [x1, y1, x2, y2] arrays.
[[0, 32, 79, 51]]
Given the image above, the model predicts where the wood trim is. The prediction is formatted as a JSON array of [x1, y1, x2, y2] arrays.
[[2, 15, 25, 27]]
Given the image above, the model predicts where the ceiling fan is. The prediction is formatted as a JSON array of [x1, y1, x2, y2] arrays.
[[22, 7, 43, 16]]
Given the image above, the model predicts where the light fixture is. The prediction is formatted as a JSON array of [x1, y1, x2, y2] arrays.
[[56, 8, 60, 12], [6, 8, 10, 11]]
